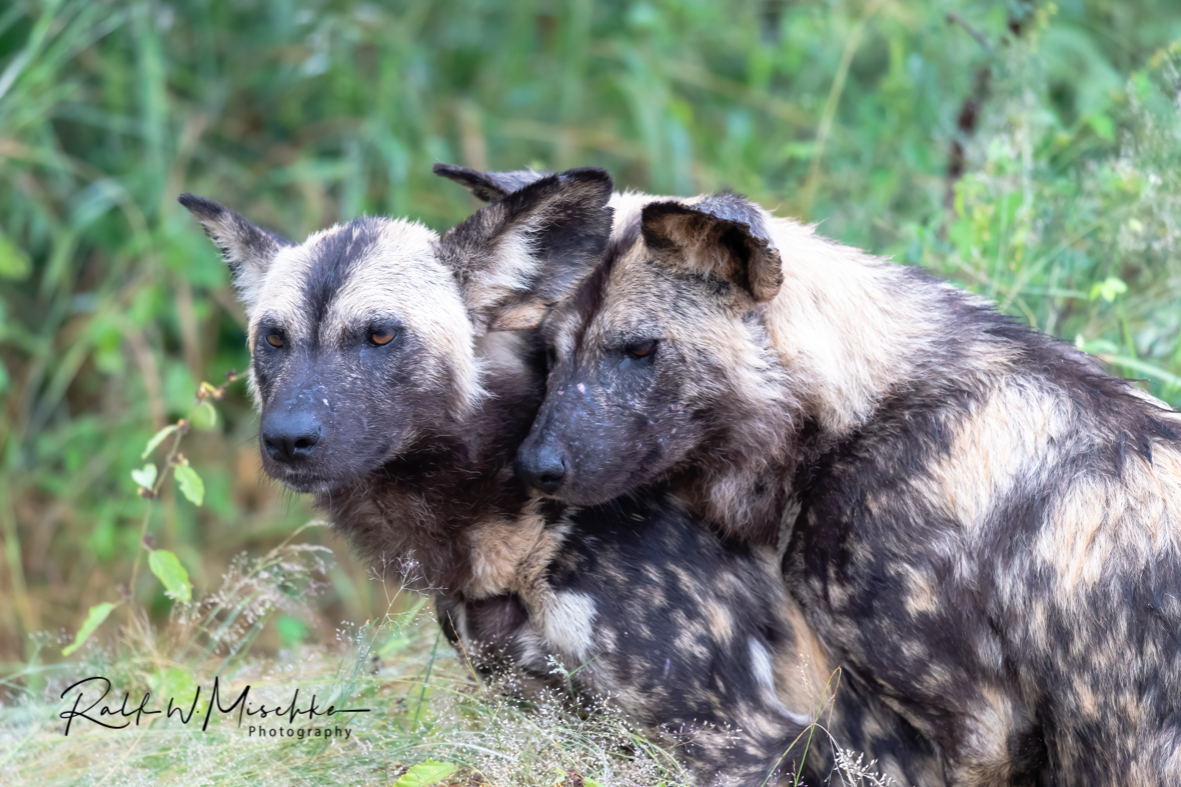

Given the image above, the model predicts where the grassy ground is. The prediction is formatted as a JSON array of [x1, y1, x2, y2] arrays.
[[2, 1, 1181, 784], [1, 531, 897, 786], [0, 535, 694, 786]]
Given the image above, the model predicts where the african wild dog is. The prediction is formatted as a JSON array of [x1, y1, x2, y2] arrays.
[[483, 176, 1181, 785], [180, 177, 938, 785]]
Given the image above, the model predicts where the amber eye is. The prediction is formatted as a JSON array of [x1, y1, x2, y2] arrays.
[[369, 331, 395, 346], [626, 339, 657, 359], [265, 333, 284, 348]]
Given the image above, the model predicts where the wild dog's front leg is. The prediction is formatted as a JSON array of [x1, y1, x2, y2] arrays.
[[445, 589, 813, 785], [519, 497, 832, 786], [435, 593, 560, 699], [450, 492, 938, 785]]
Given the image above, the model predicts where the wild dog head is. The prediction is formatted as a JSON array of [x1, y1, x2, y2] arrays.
[[180, 168, 612, 493], [488, 189, 797, 544]]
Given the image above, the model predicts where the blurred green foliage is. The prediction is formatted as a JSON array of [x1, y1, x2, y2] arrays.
[[1, 0, 1180, 662]]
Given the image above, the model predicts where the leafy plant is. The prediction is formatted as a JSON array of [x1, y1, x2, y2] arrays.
[[59, 371, 237, 656], [393, 760, 460, 787]]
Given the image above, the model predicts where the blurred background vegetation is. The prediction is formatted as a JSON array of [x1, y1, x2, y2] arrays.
[[2, 0, 1180, 670]]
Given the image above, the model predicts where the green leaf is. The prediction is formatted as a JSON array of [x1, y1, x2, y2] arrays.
[[778, 140, 816, 162], [62, 602, 118, 656], [275, 614, 309, 647], [149, 549, 192, 603], [392, 760, 460, 787], [1088, 113, 1115, 142], [131, 463, 158, 490], [174, 465, 204, 506], [141, 424, 178, 459], [1089, 276, 1128, 302], [1133, 70, 1152, 100], [189, 401, 218, 431], [147, 667, 198, 706], [0, 230, 31, 280]]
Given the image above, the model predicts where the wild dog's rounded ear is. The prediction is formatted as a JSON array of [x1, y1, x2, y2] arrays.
[[178, 194, 292, 310], [438, 167, 614, 334], [433, 163, 555, 203], [641, 193, 783, 303]]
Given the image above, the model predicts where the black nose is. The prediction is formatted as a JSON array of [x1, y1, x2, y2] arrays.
[[515, 445, 566, 495], [262, 411, 322, 464]]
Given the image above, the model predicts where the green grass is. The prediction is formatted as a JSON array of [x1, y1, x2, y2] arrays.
[[2, 0, 1181, 783], [0, 537, 693, 786], [0, 534, 892, 786]]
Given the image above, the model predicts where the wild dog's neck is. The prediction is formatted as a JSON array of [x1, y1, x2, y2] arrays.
[[764, 218, 975, 442], [684, 220, 997, 544]]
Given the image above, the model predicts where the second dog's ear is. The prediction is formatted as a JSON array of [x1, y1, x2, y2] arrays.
[[641, 192, 783, 303], [438, 168, 613, 333], [178, 194, 292, 310], [433, 163, 554, 203]]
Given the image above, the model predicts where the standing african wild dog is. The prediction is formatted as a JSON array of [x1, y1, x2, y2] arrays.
[[179, 177, 940, 786], [485, 175, 1181, 785]]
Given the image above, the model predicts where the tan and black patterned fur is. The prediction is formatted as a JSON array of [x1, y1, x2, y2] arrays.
[[497, 179, 1181, 786], [181, 177, 940, 785]]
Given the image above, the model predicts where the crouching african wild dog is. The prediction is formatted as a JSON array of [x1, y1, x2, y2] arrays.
[[471, 170, 1181, 785], [179, 178, 939, 786]]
